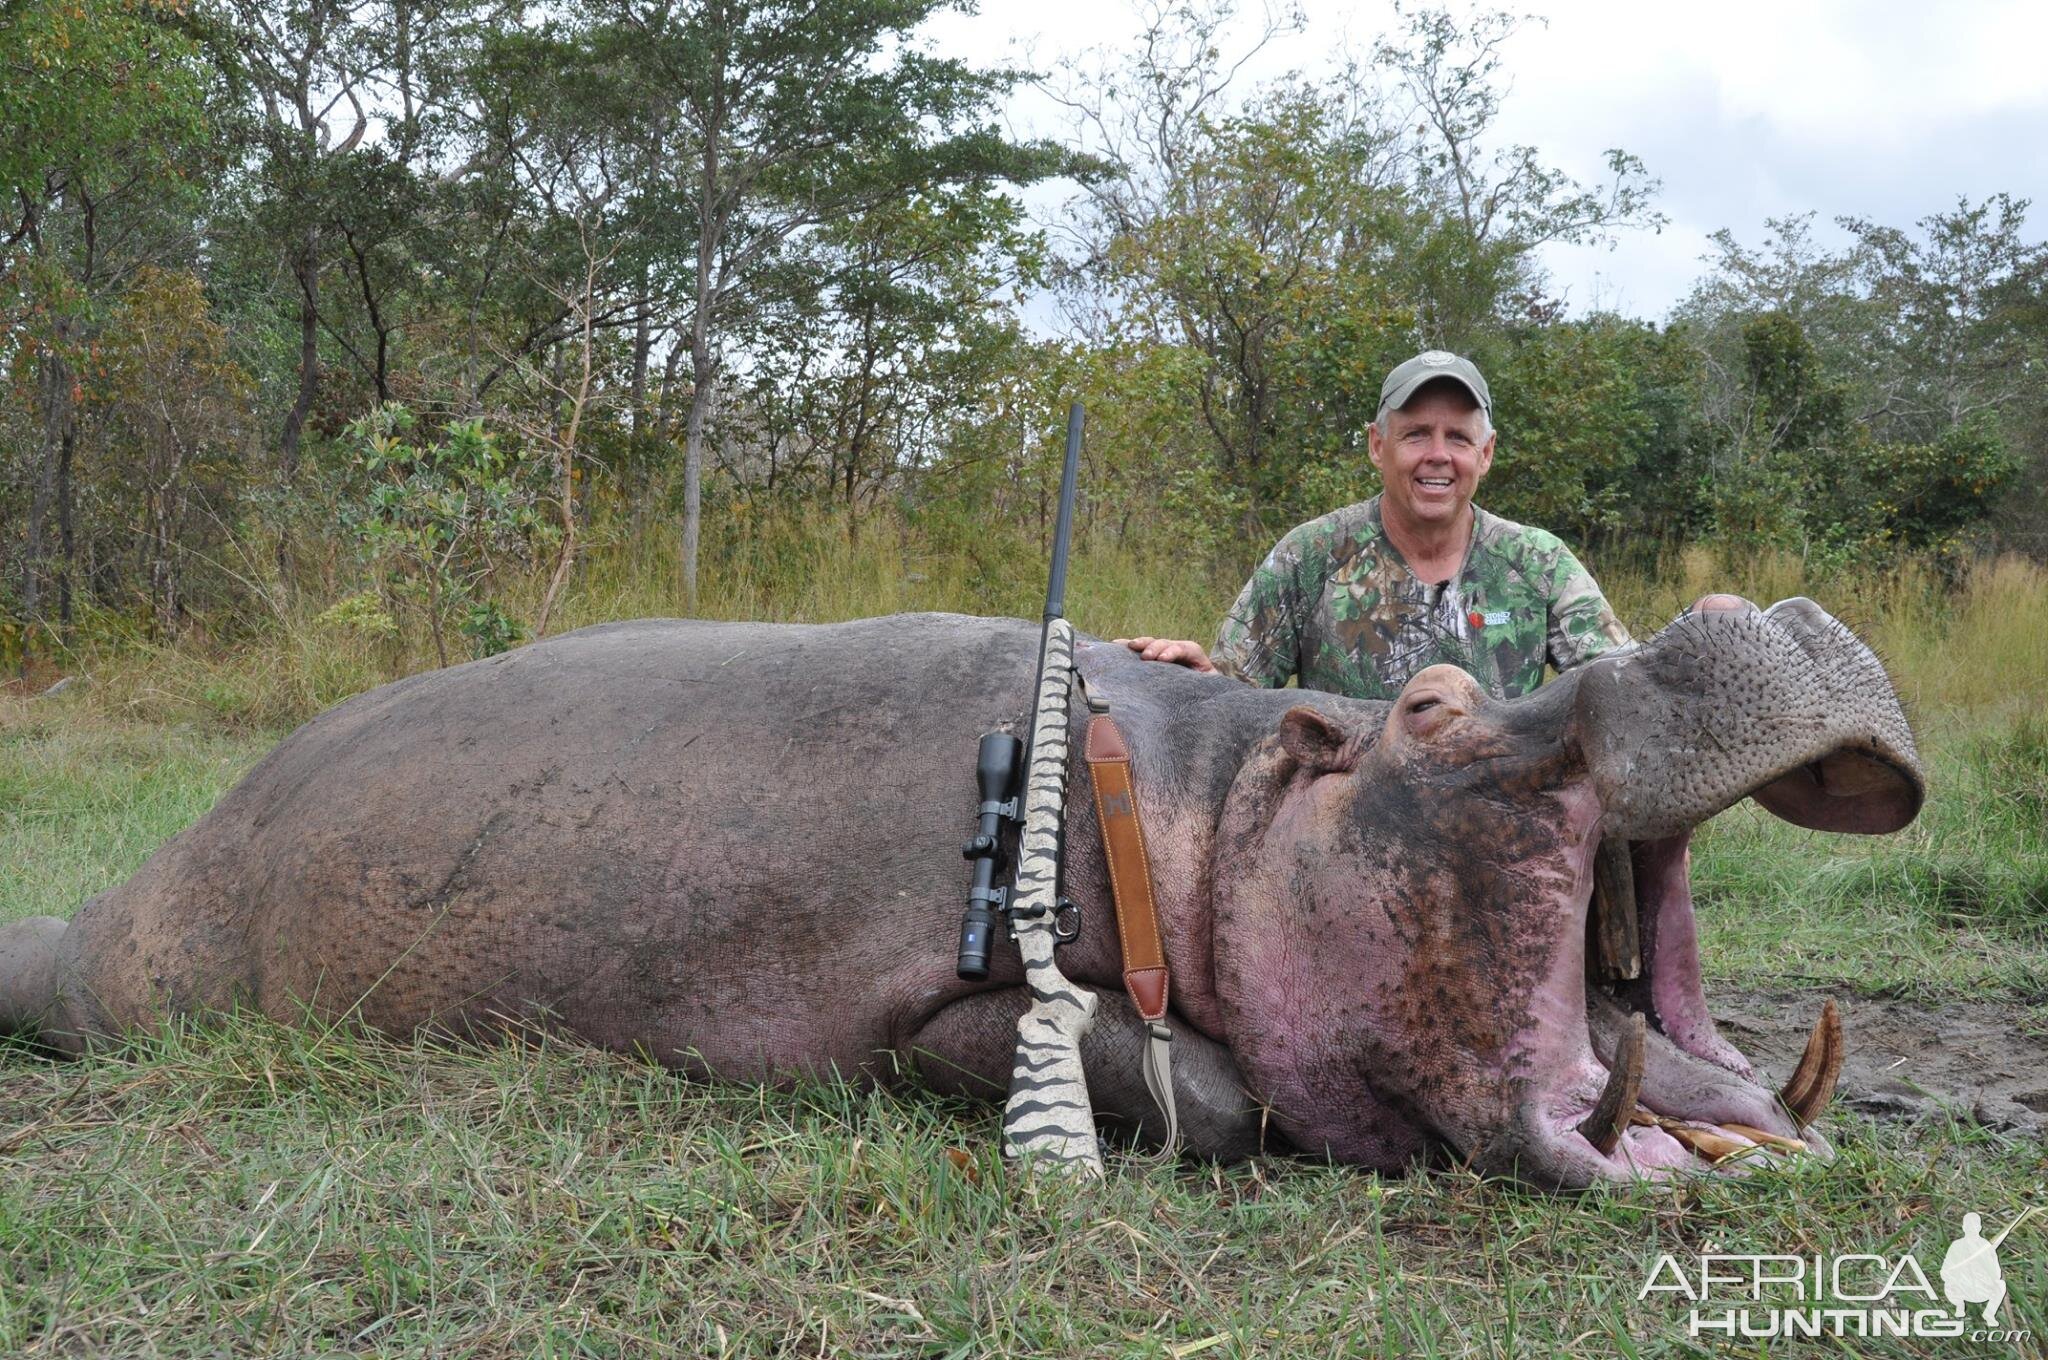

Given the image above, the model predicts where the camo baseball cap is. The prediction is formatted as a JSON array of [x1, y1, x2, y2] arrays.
[[1379, 349, 1491, 415]]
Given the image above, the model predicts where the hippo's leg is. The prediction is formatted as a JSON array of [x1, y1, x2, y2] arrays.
[[0, 916, 67, 1045], [903, 985, 1269, 1161]]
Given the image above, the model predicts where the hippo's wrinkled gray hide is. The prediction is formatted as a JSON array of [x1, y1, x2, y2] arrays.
[[0, 600, 1923, 1187]]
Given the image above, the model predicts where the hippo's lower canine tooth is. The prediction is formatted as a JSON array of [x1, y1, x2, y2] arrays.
[[1662, 1122, 1751, 1162], [1722, 1122, 1807, 1154], [1578, 1012, 1646, 1155], [1777, 999, 1843, 1129]]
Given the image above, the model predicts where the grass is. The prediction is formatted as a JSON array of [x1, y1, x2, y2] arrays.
[[3, 523, 2047, 1356], [0, 720, 270, 924], [1689, 718, 2048, 1000], [2, 1018, 2042, 1357]]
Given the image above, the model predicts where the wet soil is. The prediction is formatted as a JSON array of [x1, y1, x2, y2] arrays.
[[1714, 987, 2048, 1139]]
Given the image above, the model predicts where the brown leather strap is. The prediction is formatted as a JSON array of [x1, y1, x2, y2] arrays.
[[1086, 707, 1169, 1023]]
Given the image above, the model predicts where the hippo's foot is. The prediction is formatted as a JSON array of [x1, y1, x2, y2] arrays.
[[904, 984, 1271, 1163]]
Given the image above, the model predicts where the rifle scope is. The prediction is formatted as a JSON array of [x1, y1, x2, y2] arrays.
[[956, 731, 1023, 980]]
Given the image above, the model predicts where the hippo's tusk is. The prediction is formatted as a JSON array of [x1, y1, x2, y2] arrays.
[[1592, 839, 1640, 980], [1578, 1011, 1645, 1155], [1722, 1122, 1807, 1154], [1777, 998, 1844, 1130], [1658, 1120, 1753, 1162], [1633, 1108, 1802, 1158]]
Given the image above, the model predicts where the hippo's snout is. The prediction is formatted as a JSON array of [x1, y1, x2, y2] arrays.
[[1577, 596, 1925, 842]]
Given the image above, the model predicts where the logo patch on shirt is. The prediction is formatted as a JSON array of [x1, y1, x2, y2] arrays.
[[1467, 609, 1511, 628]]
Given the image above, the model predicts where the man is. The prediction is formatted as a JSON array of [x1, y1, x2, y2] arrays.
[[1119, 349, 1629, 700]]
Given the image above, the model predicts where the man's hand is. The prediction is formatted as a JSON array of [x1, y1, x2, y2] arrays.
[[1112, 636, 1217, 673]]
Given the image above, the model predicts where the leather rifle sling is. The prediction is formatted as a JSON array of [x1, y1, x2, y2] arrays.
[[1081, 680, 1178, 1153]]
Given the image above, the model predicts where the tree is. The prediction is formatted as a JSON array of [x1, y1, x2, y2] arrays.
[[89, 269, 255, 635], [213, 0, 372, 476], [605, 0, 1070, 603], [0, 0, 209, 648], [734, 178, 1046, 530], [1679, 202, 2044, 560], [1373, 5, 1663, 343], [1146, 96, 1394, 451], [1051, 2, 1664, 541], [339, 405, 547, 665]]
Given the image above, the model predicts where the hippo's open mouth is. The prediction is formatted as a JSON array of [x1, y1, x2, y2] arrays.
[[1477, 809, 1876, 1184], [1536, 749, 1917, 1180], [1469, 596, 1929, 1184], [1489, 819, 1847, 1185], [1553, 828, 1834, 1175]]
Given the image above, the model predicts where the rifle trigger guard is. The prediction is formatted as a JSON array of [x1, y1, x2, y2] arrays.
[[1053, 898, 1081, 944]]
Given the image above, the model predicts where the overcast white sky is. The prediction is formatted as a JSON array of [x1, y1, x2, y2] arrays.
[[920, 0, 2048, 322]]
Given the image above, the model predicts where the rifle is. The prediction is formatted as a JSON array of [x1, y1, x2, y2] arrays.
[[954, 402, 1103, 1176]]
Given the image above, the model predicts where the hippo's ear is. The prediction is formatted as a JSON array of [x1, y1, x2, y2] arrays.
[[1279, 706, 1357, 775]]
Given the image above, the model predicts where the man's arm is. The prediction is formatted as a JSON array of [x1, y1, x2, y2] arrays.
[[1116, 526, 1318, 682], [1209, 536, 1312, 687], [1541, 541, 1632, 673]]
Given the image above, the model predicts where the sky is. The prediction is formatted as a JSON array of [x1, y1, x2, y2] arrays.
[[919, 0, 2048, 322]]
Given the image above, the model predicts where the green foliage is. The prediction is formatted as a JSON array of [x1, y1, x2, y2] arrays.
[[458, 599, 525, 658], [0, 0, 209, 206], [1, 0, 2044, 661], [338, 405, 547, 664], [1809, 417, 2022, 566], [313, 589, 398, 637], [1481, 317, 1659, 541], [1677, 201, 2046, 565]]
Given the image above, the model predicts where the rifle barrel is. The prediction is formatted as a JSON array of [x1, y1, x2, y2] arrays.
[[1043, 403, 1084, 624]]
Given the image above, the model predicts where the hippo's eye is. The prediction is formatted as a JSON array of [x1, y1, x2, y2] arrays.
[[1397, 689, 1463, 740]]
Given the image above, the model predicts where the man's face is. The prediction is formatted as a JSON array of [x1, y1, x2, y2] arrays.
[[1367, 382, 1496, 530]]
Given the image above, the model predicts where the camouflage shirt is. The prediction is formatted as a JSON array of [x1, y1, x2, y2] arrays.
[[1212, 497, 1630, 700]]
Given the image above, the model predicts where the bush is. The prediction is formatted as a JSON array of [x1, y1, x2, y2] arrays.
[[338, 405, 547, 666]]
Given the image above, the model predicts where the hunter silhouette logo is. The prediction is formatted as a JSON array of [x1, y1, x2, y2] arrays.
[[1943, 1208, 2038, 1327], [1641, 1206, 2038, 1344]]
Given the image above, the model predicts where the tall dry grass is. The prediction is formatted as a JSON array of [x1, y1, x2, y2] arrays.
[[8, 512, 2043, 733], [1600, 546, 2048, 728]]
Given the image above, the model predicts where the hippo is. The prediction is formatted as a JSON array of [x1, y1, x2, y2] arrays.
[[0, 595, 1922, 1188]]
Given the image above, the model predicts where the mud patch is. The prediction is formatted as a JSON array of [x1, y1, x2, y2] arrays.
[[1713, 987, 2047, 1139]]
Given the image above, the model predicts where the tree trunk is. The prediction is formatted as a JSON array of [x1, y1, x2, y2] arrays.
[[276, 227, 320, 585], [279, 227, 320, 479], [535, 253, 601, 640], [19, 350, 71, 634], [148, 491, 179, 640], [622, 278, 651, 534], [55, 414, 74, 628], [630, 273, 651, 434], [681, 326, 714, 609], [425, 568, 448, 668], [682, 65, 725, 610]]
